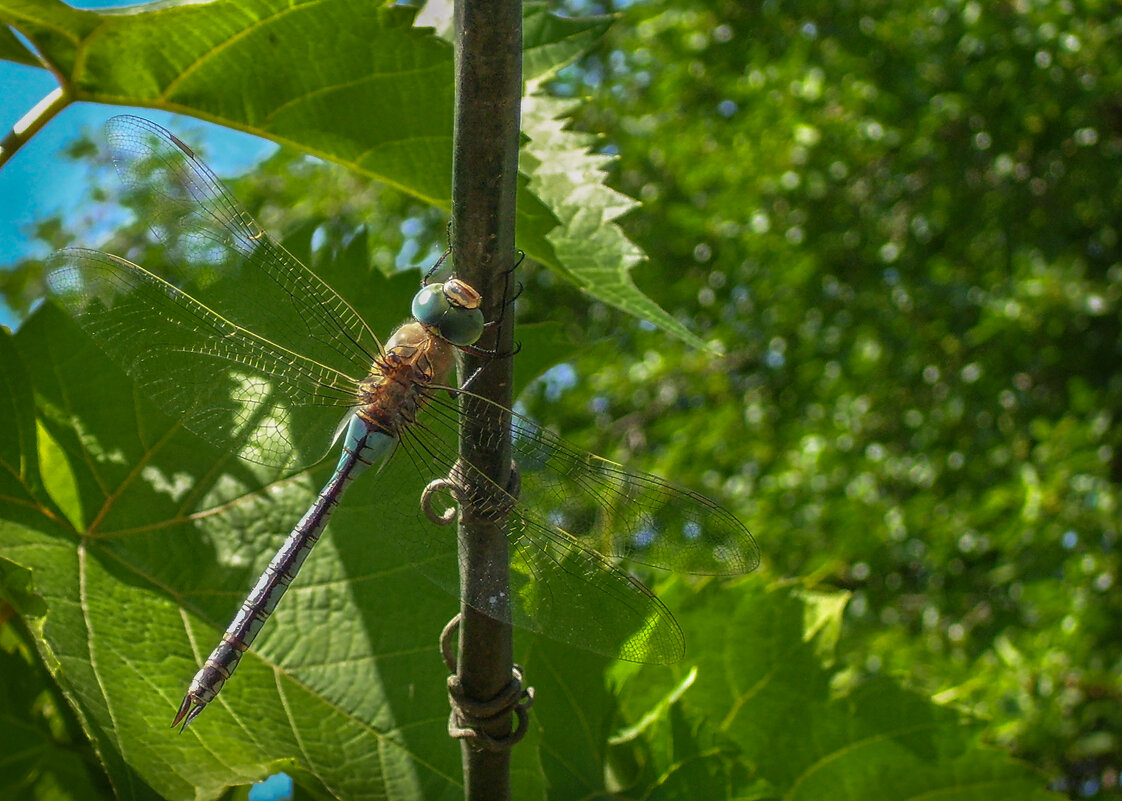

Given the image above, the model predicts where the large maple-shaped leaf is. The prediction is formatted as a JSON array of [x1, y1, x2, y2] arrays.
[[2, 273, 473, 800], [0, 244, 598, 799], [0, 0, 702, 345]]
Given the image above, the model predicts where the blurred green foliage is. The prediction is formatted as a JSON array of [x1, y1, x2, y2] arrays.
[[3, 0, 1119, 796], [518, 0, 1121, 796]]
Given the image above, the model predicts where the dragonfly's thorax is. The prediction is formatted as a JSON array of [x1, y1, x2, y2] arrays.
[[355, 321, 455, 435]]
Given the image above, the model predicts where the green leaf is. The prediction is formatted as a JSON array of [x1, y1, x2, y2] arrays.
[[522, 5, 613, 83], [1, 257, 702, 798], [521, 90, 708, 350], [3, 291, 468, 800], [2, 247, 616, 798], [2, 0, 694, 344], [610, 582, 1062, 800], [418, 1, 612, 83], [0, 626, 115, 801], [0, 0, 100, 77], [516, 634, 616, 799], [0, 324, 43, 507], [36, 419, 82, 533], [3, 271, 1062, 797], [0, 21, 37, 66]]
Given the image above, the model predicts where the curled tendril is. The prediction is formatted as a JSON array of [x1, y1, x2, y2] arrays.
[[420, 460, 521, 526], [421, 476, 462, 525], [446, 663, 535, 751], [441, 616, 535, 750], [440, 613, 461, 672]]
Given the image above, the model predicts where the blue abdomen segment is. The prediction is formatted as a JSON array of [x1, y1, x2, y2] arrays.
[[173, 414, 395, 729], [335, 413, 394, 475]]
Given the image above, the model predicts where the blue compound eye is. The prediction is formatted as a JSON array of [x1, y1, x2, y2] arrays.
[[411, 282, 486, 346], [439, 306, 485, 346], [412, 284, 451, 327]]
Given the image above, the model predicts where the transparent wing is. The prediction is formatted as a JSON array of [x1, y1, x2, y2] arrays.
[[104, 115, 383, 376], [46, 249, 360, 470], [462, 391, 760, 577], [405, 395, 686, 664], [412, 389, 759, 663]]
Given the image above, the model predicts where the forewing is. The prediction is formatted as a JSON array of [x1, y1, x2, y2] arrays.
[[46, 249, 359, 471], [105, 115, 382, 377]]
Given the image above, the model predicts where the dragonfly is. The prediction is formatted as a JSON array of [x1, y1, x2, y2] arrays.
[[45, 115, 760, 731]]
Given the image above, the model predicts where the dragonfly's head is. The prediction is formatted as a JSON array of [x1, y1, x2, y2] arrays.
[[411, 278, 485, 346]]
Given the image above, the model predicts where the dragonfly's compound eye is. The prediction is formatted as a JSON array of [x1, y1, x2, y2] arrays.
[[412, 283, 450, 326], [439, 304, 485, 346], [411, 283, 486, 346]]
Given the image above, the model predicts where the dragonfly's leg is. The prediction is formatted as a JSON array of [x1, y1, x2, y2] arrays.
[[496, 250, 526, 310], [473, 249, 526, 355], [423, 245, 453, 285], [480, 277, 524, 330], [472, 247, 525, 329], [462, 259, 524, 356], [421, 221, 458, 285], [456, 339, 522, 359]]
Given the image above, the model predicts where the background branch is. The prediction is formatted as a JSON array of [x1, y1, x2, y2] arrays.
[[0, 88, 67, 170]]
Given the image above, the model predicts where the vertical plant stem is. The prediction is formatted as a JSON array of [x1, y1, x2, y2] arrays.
[[451, 0, 522, 797]]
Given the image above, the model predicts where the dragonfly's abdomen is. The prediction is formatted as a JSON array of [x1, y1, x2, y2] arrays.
[[175, 326, 451, 729], [173, 418, 395, 729]]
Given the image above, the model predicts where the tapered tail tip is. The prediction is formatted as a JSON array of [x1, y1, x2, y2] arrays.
[[172, 693, 205, 732]]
